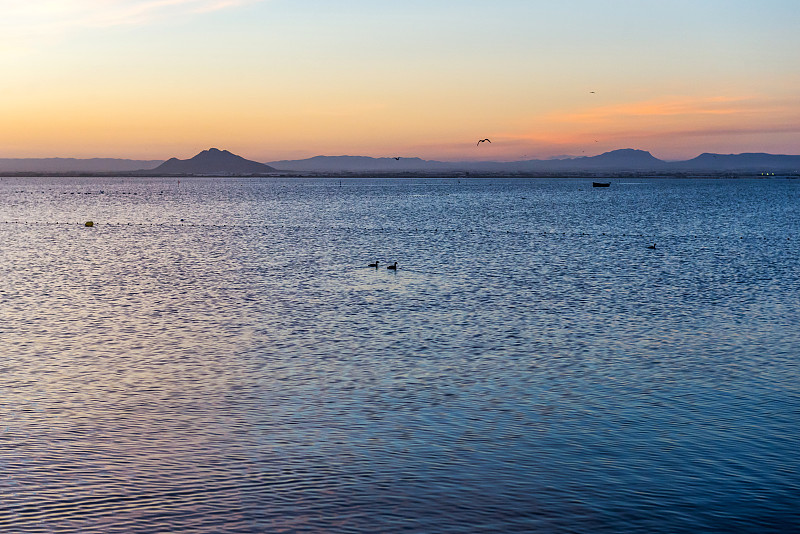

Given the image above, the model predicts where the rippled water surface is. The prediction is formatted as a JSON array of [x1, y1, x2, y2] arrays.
[[2, 176, 799, 532]]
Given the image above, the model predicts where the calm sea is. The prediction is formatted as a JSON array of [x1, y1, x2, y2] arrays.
[[1, 176, 799, 533]]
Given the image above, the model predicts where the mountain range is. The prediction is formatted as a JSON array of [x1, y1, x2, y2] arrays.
[[2, 148, 799, 174], [266, 149, 800, 173], [0, 157, 163, 173]]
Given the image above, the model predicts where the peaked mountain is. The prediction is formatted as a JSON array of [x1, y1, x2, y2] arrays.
[[152, 148, 276, 174], [568, 148, 669, 170]]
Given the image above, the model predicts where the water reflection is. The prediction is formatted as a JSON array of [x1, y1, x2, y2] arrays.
[[1, 176, 799, 532]]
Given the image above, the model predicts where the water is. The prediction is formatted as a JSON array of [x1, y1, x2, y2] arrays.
[[1, 176, 799, 532]]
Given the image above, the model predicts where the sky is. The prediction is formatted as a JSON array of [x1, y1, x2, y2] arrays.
[[1, 0, 799, 162]]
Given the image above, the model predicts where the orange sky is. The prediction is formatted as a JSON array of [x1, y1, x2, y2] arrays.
[[2, 1, 799, 161]]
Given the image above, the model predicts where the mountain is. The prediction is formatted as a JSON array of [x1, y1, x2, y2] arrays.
[[267, 149, 670, 173], [3, 148, 798, 175], [565, 148, 669, 170], [0, 157, 163, 173], [267, 149, 800, 173], [486, 149, 669, 172], [152, 148, 277, 175], [267, 155, 455, 172], [674, 153, 800, 171]]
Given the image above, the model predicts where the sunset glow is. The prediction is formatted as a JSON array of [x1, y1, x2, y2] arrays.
[[2, 0, 799, 161]]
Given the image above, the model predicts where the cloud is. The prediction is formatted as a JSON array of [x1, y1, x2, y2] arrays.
[[0, 0, 265, 54], [558, 95, 761, 125], [624, 123, 800, 140], [491, 96, 800, 159]]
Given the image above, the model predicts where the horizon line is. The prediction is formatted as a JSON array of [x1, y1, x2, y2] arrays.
[[3, 147, 800, 163]]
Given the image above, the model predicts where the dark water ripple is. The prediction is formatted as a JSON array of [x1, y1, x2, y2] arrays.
[[1, 176, 799, 532]]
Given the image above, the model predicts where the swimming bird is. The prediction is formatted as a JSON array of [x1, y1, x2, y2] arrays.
[[477, 138, 491, 146], [387, 262, 398, 270], [368, 260, 379, 268], [647, 244, 656, 249]]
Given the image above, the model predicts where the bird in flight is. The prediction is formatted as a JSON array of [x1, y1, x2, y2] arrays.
[[589, 91, 596, 93], [477, 138, 491, 146], [393, 157, 400, 160]]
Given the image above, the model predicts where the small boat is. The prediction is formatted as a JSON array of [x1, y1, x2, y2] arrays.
[[592, 182, 611, 187]]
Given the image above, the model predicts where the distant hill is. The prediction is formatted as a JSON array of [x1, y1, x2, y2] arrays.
[[267, 155, 454, 172], [267, 149, 670, 173], [3, 148, 798, 175], [267, 149, 800, 173], [566, 148, 669, 170], [673, 153, 800, 171], [0, 157, 163, 173], [151, 148, 277, 175]]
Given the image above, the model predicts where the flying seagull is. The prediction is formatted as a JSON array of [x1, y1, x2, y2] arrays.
[[477, 138, 491, 146], [393, 157, 400, 160]]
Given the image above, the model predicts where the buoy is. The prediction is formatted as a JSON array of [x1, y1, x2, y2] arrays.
[[85, 221, 94, 227]]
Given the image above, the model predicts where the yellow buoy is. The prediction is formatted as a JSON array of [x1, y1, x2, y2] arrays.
[[85, 221, 94, 227]]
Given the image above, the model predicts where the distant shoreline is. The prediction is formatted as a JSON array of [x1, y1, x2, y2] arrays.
[[4, 149, 800, 176], [1, 171, 797, 179]]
